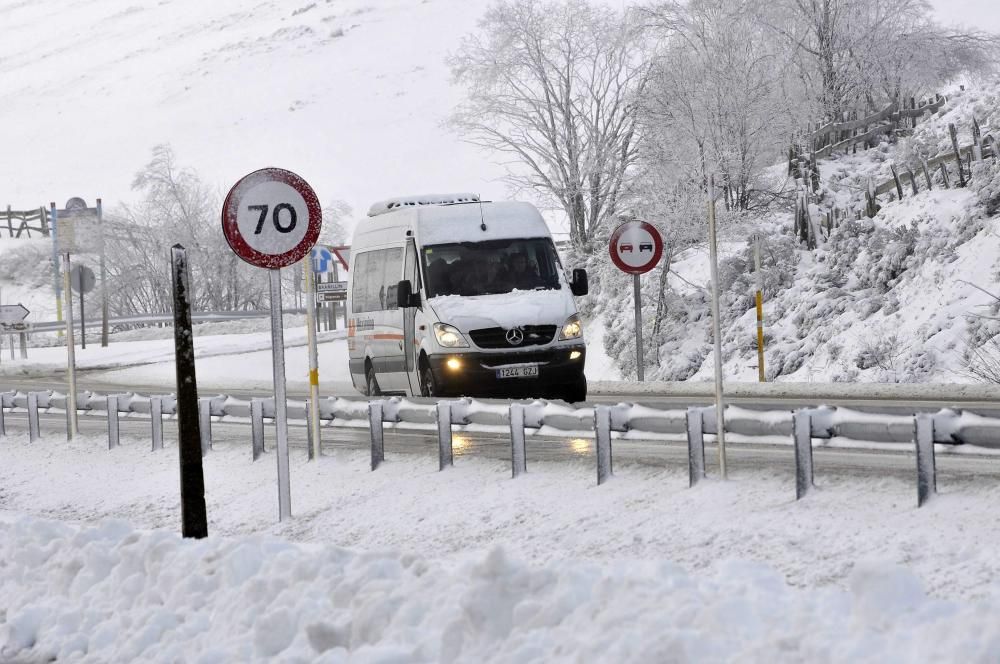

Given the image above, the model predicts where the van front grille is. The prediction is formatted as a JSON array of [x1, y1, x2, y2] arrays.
[[469, 325, 557, 349]]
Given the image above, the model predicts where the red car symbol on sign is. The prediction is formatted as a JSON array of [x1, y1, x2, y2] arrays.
[[620, 243, 634, 253]]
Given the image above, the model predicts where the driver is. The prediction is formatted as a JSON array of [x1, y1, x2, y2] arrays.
[[501, 252, 540, 290]]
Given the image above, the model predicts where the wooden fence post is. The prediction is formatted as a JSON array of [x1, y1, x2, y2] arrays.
[[949, 124, 966, 187], [939, 162, 950, 189], [890, 164, 905, 199]]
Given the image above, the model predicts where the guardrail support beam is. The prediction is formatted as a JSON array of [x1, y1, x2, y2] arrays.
[[915, 414, 937, 507], [27, 391, 40, 442], [595, 405, 613, 486], [150, 396, 163, 451], [510, 403, 526, 478], [686, 408, 705, 487], [251, 398, 264, 461], [369, 401, 384, 471], [198, 398, 211, 456], [107, 395, 120, 450], [793, 410, 815, 499], [436, 402, 453, 470]]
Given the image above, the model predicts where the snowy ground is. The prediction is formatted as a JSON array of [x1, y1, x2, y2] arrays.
[[4, 430, 1000, 660]]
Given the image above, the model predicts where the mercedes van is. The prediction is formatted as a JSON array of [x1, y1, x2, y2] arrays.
[[346, 193, 589, 402]]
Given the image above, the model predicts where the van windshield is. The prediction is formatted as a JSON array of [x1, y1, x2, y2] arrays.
[[422, 238, 562, 297]]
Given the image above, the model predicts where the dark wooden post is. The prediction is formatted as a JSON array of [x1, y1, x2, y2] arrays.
[[171, 244, 208, 539]]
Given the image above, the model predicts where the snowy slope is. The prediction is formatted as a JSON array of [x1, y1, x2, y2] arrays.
[[0, 0, 503, 215]]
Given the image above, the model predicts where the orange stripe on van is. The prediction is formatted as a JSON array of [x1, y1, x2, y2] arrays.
[[371, 334, 405, 341]]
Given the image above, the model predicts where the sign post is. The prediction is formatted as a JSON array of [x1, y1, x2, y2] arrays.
[[708, 175, 727, 479], [304, 251, 321, 460], [609, 220, 664, 382], [223, 167, 322, 522], [70, 265, 96, 349]]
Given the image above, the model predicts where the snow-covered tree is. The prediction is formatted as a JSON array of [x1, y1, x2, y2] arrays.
[[449, 0, 649, 252]]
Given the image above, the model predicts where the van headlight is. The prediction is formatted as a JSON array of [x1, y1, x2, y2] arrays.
[[559, 314, 583, 340], [433, 323, 469, 348]]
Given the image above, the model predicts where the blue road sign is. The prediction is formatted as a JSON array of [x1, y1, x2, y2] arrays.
[[310, 246, 334, 273]]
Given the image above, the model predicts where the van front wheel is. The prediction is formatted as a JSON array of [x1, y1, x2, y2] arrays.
[[420, 365, 437, 398]]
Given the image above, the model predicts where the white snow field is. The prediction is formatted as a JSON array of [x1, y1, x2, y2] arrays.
[[4, 432, 1000, 661]]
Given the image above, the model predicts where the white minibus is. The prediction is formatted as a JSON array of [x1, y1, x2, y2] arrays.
[[346, 193, 589, 402]]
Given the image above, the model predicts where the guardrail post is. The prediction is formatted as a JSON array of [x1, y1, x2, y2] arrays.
[[510, 403, 526, 478], [107, 395, 120, 450], [793, 410, 814, 499], [27, 391, 40, 442], [369, 401, 384, 470], [595, 405, 613, 485], [914, 414, 937, 507], [436, 402, 453, 470], [0, 394, 5, 438], [198, 397, 211, 455], [150, 396, 163, 451], [686, 407, 705, 487], [251, 398, 264, 461]]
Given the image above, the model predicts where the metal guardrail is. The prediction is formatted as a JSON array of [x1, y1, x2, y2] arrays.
[[28, 309, 311, 333], [3, 388, 1000, 446], [3, 388, 998, 507]]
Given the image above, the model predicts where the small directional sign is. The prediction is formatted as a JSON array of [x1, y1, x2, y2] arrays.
[[0, 304, 29, 325], [317, 291, 347, 303], [316, 281, 348, 293]]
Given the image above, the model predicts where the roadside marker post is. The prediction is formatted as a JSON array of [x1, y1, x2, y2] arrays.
[[222, 167, 322, 522], [171, 244, 208, 539]]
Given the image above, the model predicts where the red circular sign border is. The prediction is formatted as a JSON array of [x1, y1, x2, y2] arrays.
[[609, 220, 664, 275], [222, 167, 322, 270]]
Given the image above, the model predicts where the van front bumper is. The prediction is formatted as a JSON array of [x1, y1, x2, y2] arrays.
[[427, 345, 586, 399]]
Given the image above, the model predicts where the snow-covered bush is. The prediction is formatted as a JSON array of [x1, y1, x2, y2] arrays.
[[971, 161, 1000, 216]]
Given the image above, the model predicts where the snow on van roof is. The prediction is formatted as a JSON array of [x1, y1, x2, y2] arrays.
[[417, 200, 550, 245], [367, 193, 481, 217]]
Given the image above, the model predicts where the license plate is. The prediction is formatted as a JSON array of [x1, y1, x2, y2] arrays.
[[496, 365, 539, 379]]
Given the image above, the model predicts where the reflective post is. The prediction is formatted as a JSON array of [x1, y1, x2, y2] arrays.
[[303, 259, 321, 460], [62, 251, 78, 439], [707, 175, 727, 478]]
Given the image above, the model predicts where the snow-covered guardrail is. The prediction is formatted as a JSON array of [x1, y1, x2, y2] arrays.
[[3, 388, 999, 507]]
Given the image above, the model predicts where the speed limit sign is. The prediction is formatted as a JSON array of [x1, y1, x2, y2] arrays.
[[222, 167, 322, 269]]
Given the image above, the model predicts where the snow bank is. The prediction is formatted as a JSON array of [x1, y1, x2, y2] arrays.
[[3, 515, 1000, 662]]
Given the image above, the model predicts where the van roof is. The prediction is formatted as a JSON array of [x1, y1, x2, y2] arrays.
[[367, 193, 480, 217]]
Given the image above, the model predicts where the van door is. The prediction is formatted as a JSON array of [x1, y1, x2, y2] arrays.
[[403, 239, 421, 395], [379, 247, 406, 392]]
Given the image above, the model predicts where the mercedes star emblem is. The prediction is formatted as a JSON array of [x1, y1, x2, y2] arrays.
[[506, 327, 524, 345]]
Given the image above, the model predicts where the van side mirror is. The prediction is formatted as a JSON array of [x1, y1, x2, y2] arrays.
[[570, 269, 588, 296], [397, 279, 420, 308]]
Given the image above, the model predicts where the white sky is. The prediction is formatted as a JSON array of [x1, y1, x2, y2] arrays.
[[930, 0, 1000, 32]]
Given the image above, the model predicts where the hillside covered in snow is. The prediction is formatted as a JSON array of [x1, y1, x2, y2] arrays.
[[598, 83, 1000, 385]]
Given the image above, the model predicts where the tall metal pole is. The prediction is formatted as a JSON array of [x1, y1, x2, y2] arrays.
[[62, 252, 78, 438], [754, 234, 765, 383], [269, 269, 292, 520], [707, 175, 727, 478], [97, 198, 109, 347], [171, 244, 208, 538], [303, 259, 321, 460], [50, 203, 63, 336], [633, 273, 644, 381]]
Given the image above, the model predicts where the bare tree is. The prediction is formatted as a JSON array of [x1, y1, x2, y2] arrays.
[[449, 0, 649, 251], [108, 145, 266, 317], [641, 0, 795, 212]]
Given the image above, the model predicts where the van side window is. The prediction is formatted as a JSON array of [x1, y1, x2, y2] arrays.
[[352, 248, 404, 313], [383, 247, 403, 309]]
